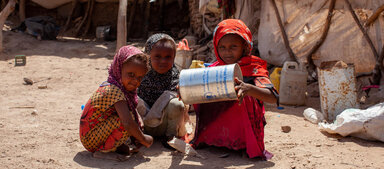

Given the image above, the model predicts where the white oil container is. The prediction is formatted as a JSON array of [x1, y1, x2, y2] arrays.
[[279, 61, 308, 106]]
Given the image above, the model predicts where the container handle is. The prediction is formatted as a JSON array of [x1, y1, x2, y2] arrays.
[[182, 39, 190, 50], [283, 61, 299, 71], [178, 39, 190, 51]]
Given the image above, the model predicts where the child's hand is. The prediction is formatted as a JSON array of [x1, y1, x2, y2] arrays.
[[140, 134, 153, 148], [234, 77, 252, 105]]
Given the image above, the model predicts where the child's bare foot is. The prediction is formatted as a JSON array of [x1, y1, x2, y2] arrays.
[[92, 151, 129, 162], [116, 144, 131, 155]]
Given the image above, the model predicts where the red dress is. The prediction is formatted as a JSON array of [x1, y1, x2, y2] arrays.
[[192, 77, 273, 159], [192, 19, 278, 159]]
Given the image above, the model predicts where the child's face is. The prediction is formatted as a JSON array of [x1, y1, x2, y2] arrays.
[[121, 60, 147, 91], [217, 34, 246, 64], [150, 46, 175, 74]]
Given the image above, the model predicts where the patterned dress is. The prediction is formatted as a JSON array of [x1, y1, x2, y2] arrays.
[[80, 83, 134, 153]]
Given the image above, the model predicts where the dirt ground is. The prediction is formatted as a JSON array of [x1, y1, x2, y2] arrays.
[[1, 29, 384, 169]]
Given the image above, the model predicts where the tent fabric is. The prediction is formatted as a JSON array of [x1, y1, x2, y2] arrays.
[[234, 0, 258, 38], [258, 0, 384, 73]]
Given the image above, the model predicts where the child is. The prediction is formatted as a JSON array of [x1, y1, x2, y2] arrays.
[[137, 33, 188, 144], [191, 19, 278, 159], [79, 46, 153, 161]]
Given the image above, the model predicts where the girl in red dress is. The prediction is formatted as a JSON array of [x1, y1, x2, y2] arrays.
[[192, 19, 278, 159]]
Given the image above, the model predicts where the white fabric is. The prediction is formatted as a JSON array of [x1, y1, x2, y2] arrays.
[[319, 103, 384, 142], [258, 0, 384, 73], [137, 91, 177, 127]]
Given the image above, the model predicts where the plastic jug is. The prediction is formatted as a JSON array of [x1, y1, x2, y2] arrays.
[[303, 108, 324, 124], [279, 61, 307, 105], [189, 60, 205, 69], [270, 67, 282, 92]]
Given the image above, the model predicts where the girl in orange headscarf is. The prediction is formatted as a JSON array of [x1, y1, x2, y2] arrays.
[[192, 19, 278, 159]]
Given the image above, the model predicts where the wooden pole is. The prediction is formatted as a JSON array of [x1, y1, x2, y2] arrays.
[[63, 0, 78, 32], [19, 0, 25, 21], [270, 0, 299, 64], [345, 0, 384, 88], [365, 4, 384, 27], [159, 0, 164, 30], [344, 0, 379, 61], [0, 0, 16, 52], [82, 0, 95, 36], [142, 0, 150, 38], [306, 0, 336, 78], [127, 0, 138, 38], [116, 0, 127, 51], [74, 0, 92, 36]]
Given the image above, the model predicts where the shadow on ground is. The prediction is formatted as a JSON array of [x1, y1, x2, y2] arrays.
[[74, 141, 275, 168]]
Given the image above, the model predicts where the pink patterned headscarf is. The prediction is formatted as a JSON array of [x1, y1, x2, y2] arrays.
[[107, 45, 142, 122]]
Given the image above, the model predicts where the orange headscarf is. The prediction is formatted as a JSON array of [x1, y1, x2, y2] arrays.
[[211, 19, 269, 78]]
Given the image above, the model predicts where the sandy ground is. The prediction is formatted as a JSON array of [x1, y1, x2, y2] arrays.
[[1, 29, 384, 169]]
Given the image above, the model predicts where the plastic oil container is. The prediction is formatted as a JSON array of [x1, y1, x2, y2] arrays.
[[279, 61, 307, 105], [270, 67, 282, 92], [189, 60, 205, 69]]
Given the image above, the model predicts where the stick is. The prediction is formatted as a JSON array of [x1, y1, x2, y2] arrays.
[[82, 0, 95, 36], [116, 0, 127, 51], [270, 0, 299, 64], [365, 4, 384, 27], [75, 0, 92, 36], [344, 0, 379, 61], [64, 0, 78, 32], [142, 0, 150, 38], [159, 0, 165, 30], [380, 45, 384, 72], [371, 44, 384, 85], [306, 0, 336, 78], [19, 0, 25, 21], [0, 0, 16, 52], [345, 0, 383, 88], [9, 106, 35, 109], [127, 0, 138, 38]]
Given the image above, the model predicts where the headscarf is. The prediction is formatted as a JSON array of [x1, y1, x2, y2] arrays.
[[138, 33, 179, 107], [211, 19, 269, 78], [107, 45, 143, 125], [144, 33, 176, 54]]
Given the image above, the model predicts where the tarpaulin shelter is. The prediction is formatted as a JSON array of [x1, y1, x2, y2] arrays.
[[258, 0, 384, 74]]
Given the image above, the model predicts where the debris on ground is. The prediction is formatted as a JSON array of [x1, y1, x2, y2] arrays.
[[167, 137, 205, 159], [23, 78, 33, 85], [31, 109, 38, 116], [38, 85, 48, 89], [281, 126, 291, 133]]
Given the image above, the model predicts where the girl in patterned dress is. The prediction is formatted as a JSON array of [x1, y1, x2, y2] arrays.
[[191, 19, 278, 159], [79, 45, 153, 161]]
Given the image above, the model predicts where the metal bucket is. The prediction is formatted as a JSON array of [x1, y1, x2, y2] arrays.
[[318, 61, 359, 122], [179, 63, 243, 104]]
